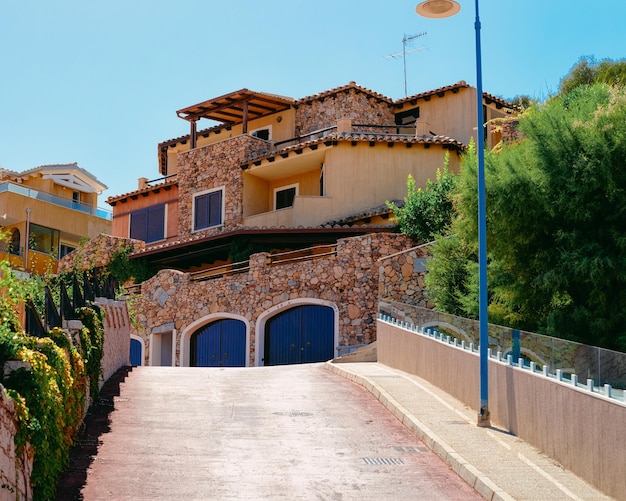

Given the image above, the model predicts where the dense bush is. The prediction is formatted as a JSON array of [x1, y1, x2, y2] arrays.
[[0, 260, 104, 500]]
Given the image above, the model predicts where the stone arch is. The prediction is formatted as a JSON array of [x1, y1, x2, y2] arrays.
[[255, 298, 340, 367], [180, 313, 251, 367]]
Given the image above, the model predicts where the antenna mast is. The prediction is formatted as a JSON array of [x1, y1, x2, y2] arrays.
[[385, 32, 427, 97]]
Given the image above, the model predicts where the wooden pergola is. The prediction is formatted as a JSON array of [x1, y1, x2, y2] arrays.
[[176, 89, 293, 148]]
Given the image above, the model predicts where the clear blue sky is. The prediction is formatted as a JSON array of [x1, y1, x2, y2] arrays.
[[1, 1, 624, 202]]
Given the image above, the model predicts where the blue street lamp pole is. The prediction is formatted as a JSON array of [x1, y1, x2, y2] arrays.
[[416, 0, 490, 427]]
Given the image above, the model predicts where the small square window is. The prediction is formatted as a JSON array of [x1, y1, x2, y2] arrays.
[[193, 188, 224, 231], [274, 185, 298, 210]]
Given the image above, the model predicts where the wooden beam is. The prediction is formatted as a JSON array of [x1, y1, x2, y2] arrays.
[[242, 101, 249, 133], [190, 120, 197, 149]]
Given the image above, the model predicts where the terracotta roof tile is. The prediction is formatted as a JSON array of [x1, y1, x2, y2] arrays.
[[106, 175, 178, 205], [483, 92, 521, 112], [321, 200, 403, 227], [243, 131, 465, 166], [294, 81, 392, 105], [394, 81, 470, 105]]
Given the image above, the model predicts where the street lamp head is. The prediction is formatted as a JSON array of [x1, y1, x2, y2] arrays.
[[415, 0, 461, 18]]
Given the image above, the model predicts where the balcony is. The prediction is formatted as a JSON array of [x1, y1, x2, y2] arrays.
[[244, 196, 334, 228], [0, 248, 58, 275], [0, 181, 112, 220]]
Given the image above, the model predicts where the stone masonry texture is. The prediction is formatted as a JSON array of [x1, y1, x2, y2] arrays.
[[295, 87, 394, 136], [176, 135, 270, 241], [0, 386, 32, 500], [131, 233, 413, 366]]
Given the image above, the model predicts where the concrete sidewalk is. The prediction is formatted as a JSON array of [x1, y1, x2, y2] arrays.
[[325, 361, 613, 501]]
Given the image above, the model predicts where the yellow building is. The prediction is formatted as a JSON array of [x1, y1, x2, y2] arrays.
[[0, 163, 111, 275], [107, 81, 517, 272]]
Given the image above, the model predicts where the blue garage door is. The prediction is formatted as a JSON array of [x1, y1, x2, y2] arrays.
[[130, 338, 142, 366], [264, 305, 334, 366], [191, 319, 246, 367]]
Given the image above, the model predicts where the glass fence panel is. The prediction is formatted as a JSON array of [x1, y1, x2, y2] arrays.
[[380, 299, 626, 389], [0, 181, 112, 220]]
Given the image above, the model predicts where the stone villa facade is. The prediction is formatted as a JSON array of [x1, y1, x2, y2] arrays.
[[86, 80, 517, 367], [122, 232, 415, 367]]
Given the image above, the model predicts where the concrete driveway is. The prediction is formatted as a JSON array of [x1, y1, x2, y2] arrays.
[[57, 364, 481, 500]]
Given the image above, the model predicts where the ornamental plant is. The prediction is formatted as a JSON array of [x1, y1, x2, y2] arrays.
[[0, 257, 104, 500]]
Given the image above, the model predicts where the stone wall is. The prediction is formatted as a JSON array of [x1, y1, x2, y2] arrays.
[[0, 387, 32, 501], [131, 233, 413, 366], [378, 243, 432, 308], [176, 135, 271, 241], [500, 118, 523, 144], [58, 234, 145, 273], [295, 87, 394, 136]]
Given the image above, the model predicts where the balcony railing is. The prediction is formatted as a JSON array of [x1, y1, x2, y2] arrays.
[[272, 126, 338, 151], [351, 124, 419, 135], [243, 122, 424, 165], [0, 181, 112, 220]]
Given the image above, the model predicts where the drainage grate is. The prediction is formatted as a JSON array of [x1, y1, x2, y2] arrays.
[[272, 411, 313, 417], [361, 457, 405, 466], [393, 445, 429, 452]]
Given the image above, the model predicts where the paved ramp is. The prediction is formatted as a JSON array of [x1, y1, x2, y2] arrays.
[[56, 364, 480, 500]]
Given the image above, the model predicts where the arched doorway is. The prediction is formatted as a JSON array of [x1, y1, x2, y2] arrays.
[[264, 304, 334, 366], [129, 337, 144, 366], [190, 318, 246, 367]]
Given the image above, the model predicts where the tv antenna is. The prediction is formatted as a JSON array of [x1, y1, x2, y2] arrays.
[[385, 32, 427, 97]]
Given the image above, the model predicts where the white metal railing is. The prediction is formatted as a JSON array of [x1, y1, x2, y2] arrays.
[[378, 312, 625, 403]]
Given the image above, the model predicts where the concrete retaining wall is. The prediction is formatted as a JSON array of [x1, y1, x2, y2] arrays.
[[377, 319, 626, 500]]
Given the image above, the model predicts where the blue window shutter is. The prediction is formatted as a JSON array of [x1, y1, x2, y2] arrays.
[[209, 190, 222, 226], [147, 204, 165, 242], [130, 204, 165, 243], [194, 190, 222, 230], [195, 194, 209, 230], [130, 210, 148, 241]]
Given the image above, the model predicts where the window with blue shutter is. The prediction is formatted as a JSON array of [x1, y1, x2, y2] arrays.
[[130, 204, 165, 243], [194, 189, 223, 231]]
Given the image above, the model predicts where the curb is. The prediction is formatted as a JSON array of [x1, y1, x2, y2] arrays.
[[324, 362, 515, 501]]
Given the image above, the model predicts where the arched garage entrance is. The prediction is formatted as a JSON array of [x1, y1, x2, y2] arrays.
[[190, 318, 247, 367], [263, 304, 335, 366]]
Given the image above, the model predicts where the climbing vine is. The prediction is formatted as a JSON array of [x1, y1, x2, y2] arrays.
[[1, 331, 88, 500], [0, 256, 104, 500], [108, 243, 156, 285], [76, 306, 105, 402]]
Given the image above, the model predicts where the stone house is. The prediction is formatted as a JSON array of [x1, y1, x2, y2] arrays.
[[99, 80, 516, 367]]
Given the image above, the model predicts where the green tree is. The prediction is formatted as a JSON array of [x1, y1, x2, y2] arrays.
[[427, 83, 626, 350], [387, 153, 458, 243], [559, 56, 626, 95]]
